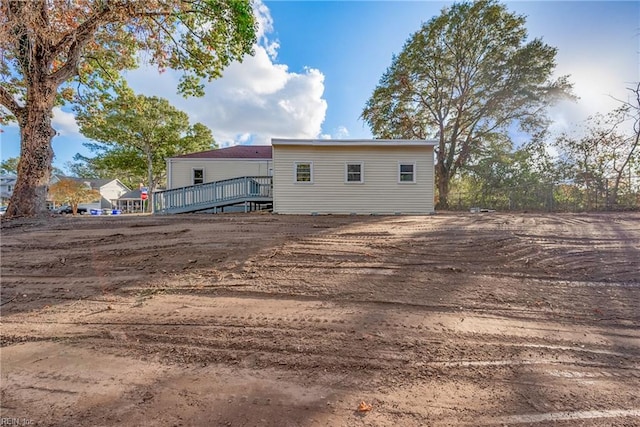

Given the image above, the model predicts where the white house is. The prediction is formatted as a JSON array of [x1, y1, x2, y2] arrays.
[[0, 174, 17, 205], [2, 174, 130, 210], [272, 139, 436, 215], [166, 145, 272, 189], [156, 140, 436, 215], [49, 175, 131, 210]]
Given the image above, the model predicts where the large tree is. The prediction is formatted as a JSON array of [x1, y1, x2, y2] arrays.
[[75, 89, 216, 194], [361, 0, 573, 209], [0, 0, 256, 218]]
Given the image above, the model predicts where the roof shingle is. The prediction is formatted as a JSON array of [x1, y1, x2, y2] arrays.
[[173, 145, 272, 159]]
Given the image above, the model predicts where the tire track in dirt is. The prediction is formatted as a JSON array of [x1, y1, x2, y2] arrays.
[[2, 212, 639, 426]]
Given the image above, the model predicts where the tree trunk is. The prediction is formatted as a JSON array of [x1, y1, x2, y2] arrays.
[[6, 88, 56, 218], [436, 162, 450, 210], [146, 148, 154, 213]]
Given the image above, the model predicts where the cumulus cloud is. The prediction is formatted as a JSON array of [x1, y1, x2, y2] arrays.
[[320, 125, 351, 140], [334, 126, 350, 139], [1, 102, 80, 141], [253, 0, 280, 61], [52, 107, 80, 136], [125, 0, 327, 147]]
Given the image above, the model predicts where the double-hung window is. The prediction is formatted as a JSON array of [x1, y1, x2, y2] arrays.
[[398, 162, 416, 183], [345, 162, 363, 183], [193, 168, 204, 185], [294, 162, 313, 183]]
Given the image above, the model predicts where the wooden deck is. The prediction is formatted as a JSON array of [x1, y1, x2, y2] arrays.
[[153, 176, 272, 214]]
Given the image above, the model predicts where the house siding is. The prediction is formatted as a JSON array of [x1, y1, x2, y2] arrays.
[[273, 145, 434, 214], [168, 159, 273, 189], [98, 180, 131, 208], [0, 174, 17, 202]]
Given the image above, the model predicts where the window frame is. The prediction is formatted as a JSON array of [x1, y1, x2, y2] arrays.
[[398, 162, 416, 184], [192, 168, 205, 185], [344, 162, 364, 184], [294, 161, 313, 184]]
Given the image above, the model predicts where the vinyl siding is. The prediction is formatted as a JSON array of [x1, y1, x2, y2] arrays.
[[76, 180, 129, 209], [168, 159, 273, 189], [273, 145, 434, 214], [99, 181, 130, 207]]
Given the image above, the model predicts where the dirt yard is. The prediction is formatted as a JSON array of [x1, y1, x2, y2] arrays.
[[1, 212, 639, 426]]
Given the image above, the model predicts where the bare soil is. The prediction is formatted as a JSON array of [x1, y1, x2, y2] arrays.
[[1, 212, 639, 426]]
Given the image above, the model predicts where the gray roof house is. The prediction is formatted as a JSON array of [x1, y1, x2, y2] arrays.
[[50, 175, 131, 209], [0, 174, 17, 204]]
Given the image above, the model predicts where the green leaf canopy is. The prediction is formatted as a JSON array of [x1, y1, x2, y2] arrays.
[[0, 0, 256, 218], [361, 0, 573, 208], [75, 88, 216, 195]]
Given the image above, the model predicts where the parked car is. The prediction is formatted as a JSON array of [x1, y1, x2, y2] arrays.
[[54, 205, 88, 215], [0, 206, 6, 216]]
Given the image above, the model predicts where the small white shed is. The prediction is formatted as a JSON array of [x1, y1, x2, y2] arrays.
[[166, 145, 272, 189], [271, 139, 437, 214]]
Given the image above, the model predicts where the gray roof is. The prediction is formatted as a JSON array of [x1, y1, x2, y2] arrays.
[[119, 189, 144, 200], [52, 175, 128, 191], [172, 145, 272, 159]]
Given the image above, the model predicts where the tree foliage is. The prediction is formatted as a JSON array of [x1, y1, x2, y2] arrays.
[[65, 157, 109, 180], [445, 83, 640, 212], [48, 178, 100, 215], [75, 88, 216, 194], [449, 138, 558, 210], [0, 0, 256, 218], [1, 157, 20, 175], [361, 0, 573, 209], [554, 83, 640, 209], [2, 156, 64, 176]]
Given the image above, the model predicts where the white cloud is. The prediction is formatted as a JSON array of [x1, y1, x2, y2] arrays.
[[320, 125, 350, 140], [124, 0, 328, 148], [0, 106, 81, 137], [52, 107, 80, 136], [334, 126, 350, 139], [253, 0, 280, 61]]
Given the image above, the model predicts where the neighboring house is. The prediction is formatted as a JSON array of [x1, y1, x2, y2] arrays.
[[271, 139, 437, 215], [49, 175, 131, 210], [0, 174, 17, 205], [166, 145, 273, 189], [1, 174, 131, 210], [116, 189, 145, 213]]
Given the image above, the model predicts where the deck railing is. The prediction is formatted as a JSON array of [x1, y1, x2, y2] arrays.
[[153, 176, 272, 214]]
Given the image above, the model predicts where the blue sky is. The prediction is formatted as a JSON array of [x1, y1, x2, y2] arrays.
[[1, 1, 638, 173]]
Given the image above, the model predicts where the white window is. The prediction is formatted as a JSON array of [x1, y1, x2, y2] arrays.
[[193, 168, 204, 185], [345, 162, 364, 183], [294, 162, 313, 183], [398, 162, 416, 183]]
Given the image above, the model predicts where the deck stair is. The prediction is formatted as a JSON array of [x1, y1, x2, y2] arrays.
[[153, 176, 272, 214]]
